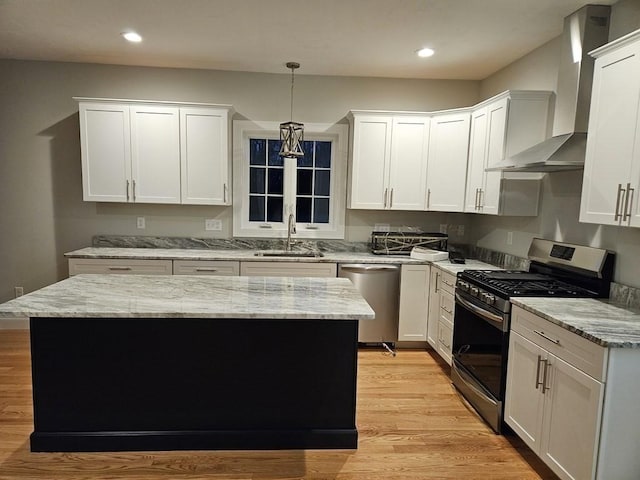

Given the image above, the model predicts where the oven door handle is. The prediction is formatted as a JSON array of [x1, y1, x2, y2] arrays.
[[455, 292, 506, 331]]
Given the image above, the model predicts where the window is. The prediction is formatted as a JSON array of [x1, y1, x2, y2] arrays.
[[233, 121, 347, 239]]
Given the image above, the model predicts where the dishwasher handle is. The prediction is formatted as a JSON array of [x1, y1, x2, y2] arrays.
[[340, 264, 400, 273]]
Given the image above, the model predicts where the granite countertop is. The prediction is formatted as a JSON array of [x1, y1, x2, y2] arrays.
[[432, 259, 501, 275], [512, 297, 640, 348], [0, 274, 375, 320], [65, 247, 430, 265]]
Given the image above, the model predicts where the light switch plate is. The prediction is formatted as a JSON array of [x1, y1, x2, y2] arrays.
[[205, 219, 223, 231], [136, 217, 146, 229]]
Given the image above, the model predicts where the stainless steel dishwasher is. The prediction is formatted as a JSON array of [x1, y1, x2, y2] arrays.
[[338, 264, 400, 350]]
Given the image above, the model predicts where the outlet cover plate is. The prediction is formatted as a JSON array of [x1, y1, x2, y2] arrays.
[[205, 219, 223, 231]]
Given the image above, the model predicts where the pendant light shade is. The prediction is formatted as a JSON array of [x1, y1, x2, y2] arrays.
[[279, 62, 304, 158]]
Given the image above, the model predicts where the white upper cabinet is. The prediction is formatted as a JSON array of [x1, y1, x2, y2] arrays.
[[580, 30, 640, 227], [79, 103, 131, 202], [180, 107, 231, 205], [130, 105, 181, 204], [77, 98, 232, 205], [426, 110, 471, 212], [348, 112, 429, 210], [464, 91, 552, 216]]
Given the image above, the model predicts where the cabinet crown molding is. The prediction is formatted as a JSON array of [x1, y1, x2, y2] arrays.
[[590, 27, 640, 58], [73, 97, 234, 111]]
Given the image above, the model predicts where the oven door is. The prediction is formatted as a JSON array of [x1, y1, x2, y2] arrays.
[[452, 291, 509, 405]]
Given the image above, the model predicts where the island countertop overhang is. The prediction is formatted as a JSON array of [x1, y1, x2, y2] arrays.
[[0, 274, 375, 320]]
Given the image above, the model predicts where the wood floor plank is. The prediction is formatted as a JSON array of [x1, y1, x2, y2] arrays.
[[0, 330, 557, 479]]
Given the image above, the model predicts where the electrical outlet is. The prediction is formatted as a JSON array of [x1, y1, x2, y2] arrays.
[[374, 223, 390, 232], [507, 231, 513, 245], [439, 224, 448, 234], [136, 217, 146, 229], [457, 225, 465, 236], [14, 286, 24, 298], [205, 219, 223, 231]]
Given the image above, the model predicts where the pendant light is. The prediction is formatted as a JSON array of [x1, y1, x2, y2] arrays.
[[279, 62, 305, 158]]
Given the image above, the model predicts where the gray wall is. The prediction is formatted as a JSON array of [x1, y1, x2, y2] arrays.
[[472, 0, 640, 288], [0, 59, 478, 302]]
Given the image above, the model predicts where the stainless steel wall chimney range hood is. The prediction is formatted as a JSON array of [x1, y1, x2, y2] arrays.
[[487, 4, 611, 173]]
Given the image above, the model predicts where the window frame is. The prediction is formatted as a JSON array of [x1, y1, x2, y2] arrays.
[[232, 120, 347, 239]]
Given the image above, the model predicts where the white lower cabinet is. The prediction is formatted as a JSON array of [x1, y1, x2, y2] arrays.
[[239, 262, 337, 277], [173, 260, 239, 276], [68, 258, 173, 276], [426, 266, 456, 364], [506, 305, 640, 480], [397, 264, 430, 342]]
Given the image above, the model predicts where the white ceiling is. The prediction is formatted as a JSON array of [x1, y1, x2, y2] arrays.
[[0, 0, 617, 80]]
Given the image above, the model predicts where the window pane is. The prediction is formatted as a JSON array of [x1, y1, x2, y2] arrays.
[[299, 141, 314, 167], [315, 141, 332, 168], [314, 170, 331, 196], [250, 139, 266, 166], [268, 168, 284, 194], [297, 169, 313, 195], [268, 139, 284, 166], [297, 197, 312, 223], [313, 198, 330, 223], [267, 196, 283, 222], [249, 196, 265, 221], [249, 167, 265, 194]]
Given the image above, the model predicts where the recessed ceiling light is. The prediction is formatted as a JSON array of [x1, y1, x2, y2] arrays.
[[417, 47, 435, 58], [122, 31, 142, 43]]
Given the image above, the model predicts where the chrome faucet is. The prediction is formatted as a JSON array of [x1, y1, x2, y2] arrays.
[[286, 213, 297, 251]]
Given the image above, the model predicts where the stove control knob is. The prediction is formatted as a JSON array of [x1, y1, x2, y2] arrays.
[[470, 287, 479, 297], [485, 294, 495, 305], [458, 281, 469, 292]]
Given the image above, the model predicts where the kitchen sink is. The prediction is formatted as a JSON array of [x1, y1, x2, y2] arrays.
[[254, 250, 324, 258]]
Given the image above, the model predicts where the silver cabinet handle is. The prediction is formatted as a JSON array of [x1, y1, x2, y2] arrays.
[[383, 188, 388, 208], [126, 180, 130, 202], [223, 183, 228, 203], [615, 183, 625, 221], [441, 278, 455, 288], [390, 188, 394, 208], [623, 183, 634, 222], [108, 266, 132, 271], [427, 188, 431, 209], [478, 188, 483, 209], [441, 305, 453, 315], [542, 359, 551, 394], [533, 329, 561, 345], [195, 268, 218, 272], [132, 179, 137, 201], [434, 272, 439, 293], [535, 355, 544, 390]]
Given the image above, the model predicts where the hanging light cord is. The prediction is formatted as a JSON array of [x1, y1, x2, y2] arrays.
[[289, 66, 295, 122]]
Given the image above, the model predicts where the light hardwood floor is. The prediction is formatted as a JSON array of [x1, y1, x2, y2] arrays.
[[0, 330, 556, 479]]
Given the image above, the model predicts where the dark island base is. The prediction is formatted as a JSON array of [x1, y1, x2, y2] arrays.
[[29, 317, 359, 452]]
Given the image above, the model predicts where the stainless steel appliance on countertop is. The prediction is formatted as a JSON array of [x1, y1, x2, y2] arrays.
[[451, 238, 614, 433]]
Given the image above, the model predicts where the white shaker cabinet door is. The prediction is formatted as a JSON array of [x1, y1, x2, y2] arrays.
[[465, 107, 488, 212], [397, 264, 430, 341], [388, 116, 430, 210], [504, 331, 546, 453], [79, 103, 131, 202], [180, 107, 230, 205], [348, 116, 392, 209], [539, 354, 603, 480], [481, 97, 509, 215], [580, 40, 640, 226], [426, 112, 470, 212], [130, 105, 181, 204]]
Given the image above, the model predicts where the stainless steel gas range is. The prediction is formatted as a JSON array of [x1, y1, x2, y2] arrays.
[[451, 238, 614, 433]]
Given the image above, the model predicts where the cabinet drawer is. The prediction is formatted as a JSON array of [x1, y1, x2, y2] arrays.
[[173, 260, 239, 276], [439, 270, 456, 294], [240, 262, 337, 277], [437, 320, 453, 365], [439, 289, 454, 322], [511, 306, 607, 381], [68, 258, 173, 276]]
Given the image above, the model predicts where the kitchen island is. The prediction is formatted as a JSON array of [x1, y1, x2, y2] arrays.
[[0, 274, 374, 452]]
